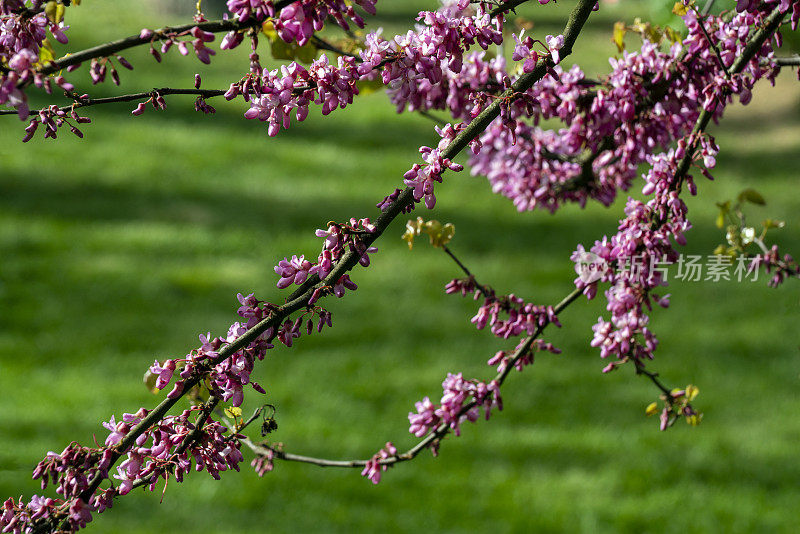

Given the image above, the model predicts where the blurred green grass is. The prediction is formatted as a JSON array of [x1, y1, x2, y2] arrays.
[[1, 1, 800, 532]]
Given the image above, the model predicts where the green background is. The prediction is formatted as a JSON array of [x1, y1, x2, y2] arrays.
[[1, 1, 799, 532]]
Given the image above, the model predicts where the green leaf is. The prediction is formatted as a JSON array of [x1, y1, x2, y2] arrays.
[[270, 38, 295, 61], [715, 211, 725, 229], [294, 41, 318, 64], [143, 368, 159, 394], [37, 39, 55, 67], [356, 77, 385, 96], [738, 188, 766, 205], [44, 1, 58, 23], [715, 200, 730, 229], [269, 36, 318, 64]]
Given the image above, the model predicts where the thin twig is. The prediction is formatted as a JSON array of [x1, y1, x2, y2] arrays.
[[442, 245, 493, 298], [775, 55, 800, 66], [36, 0, 296, 77], [0, 88, 226, 116], [695, 10, 731, 79], [489, 0, 535, 17], [310, 35, 359, 59], [669, 4, 787, 193], [633, 362, 673, 397], [244, 286, 583, 470], [701, 0, 718, 16], [418, 110, 447, 126]]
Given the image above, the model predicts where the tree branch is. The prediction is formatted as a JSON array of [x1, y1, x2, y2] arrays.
[[36, 0, 303, 77], [441, 245, 494, 298], [774, 55, 800, 66], [0, 88, 226, 116], [38, 20, 256, 77], [489, 0, 535, 17], [244, 286, 584, 470], [671, 4, 787, 190], [42, 0, 600, 512], [284, 0, 598, 303]]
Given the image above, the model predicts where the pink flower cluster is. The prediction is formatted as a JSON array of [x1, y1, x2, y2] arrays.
[[402, 124, 464, 209], [470, 294, 560, 339], [139, 26, 217, 65], [574, 152, 687, 372], [239, 55, 361, 136], [390, 7, 779, 217], [87, 54, 133, 86], [360, 442, 396, 484], [0, 4, 73, 120], [409, 373, 502, 441], [226, 0, 377, 46], [251, 446, 276, 476], [573, 4, 786, 375], [21, 105, 89, 142], [2, 494, 65, 533], [236, 1, 505, 137], [148, 292, 334, 407], [32, 443, 112, 506], [445, 277, 561, 340], [487, 338, 561, 374], [736, 0, 800, 30], [510, 31, 564, 71], [275, 254, 319, 288], [360, 5, 503, 114], [759, 244, 800, 287], [275, 218, 377, 301], [106, 407, 244, 495], [3, 402, 244, 533]]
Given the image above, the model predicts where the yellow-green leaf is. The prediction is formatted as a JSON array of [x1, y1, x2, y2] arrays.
[[664, 26, 682, 44], [401, 217, 424, 250], [644, 25, 663, 44], [422, 219, 442, 236], [430, 223, 455, 248], [225, 406, 243, 418], [143, 368, 159, 394], [685, 413, 703, 426], [401, 229, 415, 250], [37, 39, 55, 67], [645, 402, 659, 416], [612, 21, 626, 53], [262, 20, 278, 40], [715, 211, 725, 229], [672, 2, 688, 16], [685, 384, 699, 401], [44, 1, 59, 23], [738, 188, 765, 205]]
